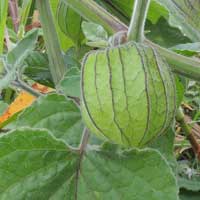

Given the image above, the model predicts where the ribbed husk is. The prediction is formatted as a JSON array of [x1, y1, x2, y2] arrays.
[[81, 42, 176, 147]]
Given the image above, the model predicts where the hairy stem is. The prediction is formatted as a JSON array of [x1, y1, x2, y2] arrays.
[[12, 80, 41, 97], [63, 0, 127, 34], [176, 108, 200, 160], [36, 0, 66, 85], [127, 0, 150, 42]]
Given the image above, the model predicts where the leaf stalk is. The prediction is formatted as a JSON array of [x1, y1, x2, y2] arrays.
[[36, 0, 66, 85], [127, 0, 150, 42]]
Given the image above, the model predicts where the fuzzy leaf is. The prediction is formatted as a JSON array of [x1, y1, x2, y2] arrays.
[[59, 67, 81, 98], [70, 147, 179, 200], [156, 0, 200, 41], [7, 29, 38, 65], [0, 101, 8, 115], [149, 128, 177, 169], [0, 128, 79, 199], [82, 21, 108, 42], [0, 130, 179, 199], [15, 93, 83, 147]]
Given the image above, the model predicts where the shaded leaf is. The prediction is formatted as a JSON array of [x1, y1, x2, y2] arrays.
[[49, 0, 73, 51], [178, 176, 200, 192], [146, 17, 190, 48], [24, 51, 54, 87], [156, 0, 200, 41], [179, 189, 200, 200], [56, 0, 84, 45]]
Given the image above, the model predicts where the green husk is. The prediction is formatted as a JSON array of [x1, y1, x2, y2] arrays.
[[81, 42, 176, 147]]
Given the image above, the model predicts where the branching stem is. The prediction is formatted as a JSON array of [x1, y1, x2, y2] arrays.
[[65, 0, 200, 81]]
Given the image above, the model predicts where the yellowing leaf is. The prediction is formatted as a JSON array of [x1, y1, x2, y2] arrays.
[[0, 83, 54, 125]]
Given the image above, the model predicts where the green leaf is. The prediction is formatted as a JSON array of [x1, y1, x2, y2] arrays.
[[58, 66, 80, 98], [0, 101, 7, 115], [145, 17, 190, 48], [178, 176, 200, 192], [82, 21, 108, 42], [7, 29, 38, 65], [149, 128, 177, 169], [0, 0, 8, 55], [156, 0, 200, 41], [15, 93, 83, 147], [0, 128, 79, 199], [0, 129, 179, 199], [72, 147, 179, 199]]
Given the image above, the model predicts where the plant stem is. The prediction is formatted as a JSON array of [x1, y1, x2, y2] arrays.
[[78, 128, 90, 154], [145, 39, 200, 81], [12, 80, 41, 97], [65, 0, 200, 81], [36, 0, 66, 85], [176, 108, 200, 160], [63, 0, 127, 34], [127, 0, 150, 42]]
